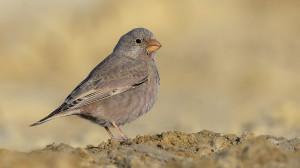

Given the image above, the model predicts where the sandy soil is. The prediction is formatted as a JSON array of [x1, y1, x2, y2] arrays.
[[1, 130, 299, 168]]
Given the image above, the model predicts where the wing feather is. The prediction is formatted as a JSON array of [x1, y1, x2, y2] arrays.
[[55, 57, 149, 113]]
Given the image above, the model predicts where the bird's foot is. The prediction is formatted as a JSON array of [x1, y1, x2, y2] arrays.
[[121, 135, 129, 141], [111, 137, 128, 142]]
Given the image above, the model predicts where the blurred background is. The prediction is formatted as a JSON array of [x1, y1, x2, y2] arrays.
[[1, 0, 300, 151]]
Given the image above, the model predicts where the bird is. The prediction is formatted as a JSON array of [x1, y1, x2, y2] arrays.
[[31, 28, 161, 141]]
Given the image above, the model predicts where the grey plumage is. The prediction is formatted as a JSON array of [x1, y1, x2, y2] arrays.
[[31, 28, 161, 141]]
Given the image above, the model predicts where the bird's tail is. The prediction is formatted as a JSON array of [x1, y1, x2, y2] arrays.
[[30, 109, 79, 126]]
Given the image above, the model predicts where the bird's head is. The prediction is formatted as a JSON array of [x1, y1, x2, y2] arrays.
[[113, 28, 161, 60]]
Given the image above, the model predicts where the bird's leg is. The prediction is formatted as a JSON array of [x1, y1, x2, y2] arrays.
[[104, 126, 115, 139], [105, 125, 125, 142], [111, 122, 128, 141]]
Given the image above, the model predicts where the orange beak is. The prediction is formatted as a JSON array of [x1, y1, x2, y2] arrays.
[[147, 39, 162, 52]]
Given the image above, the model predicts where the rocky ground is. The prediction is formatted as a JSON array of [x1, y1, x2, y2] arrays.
[[1, 130, 299, 168]]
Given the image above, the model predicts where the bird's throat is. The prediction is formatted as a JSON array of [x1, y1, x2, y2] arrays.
[[147, 52, 156, 60]]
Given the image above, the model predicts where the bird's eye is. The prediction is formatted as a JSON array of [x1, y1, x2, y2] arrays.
[[135, 39, 142, 44]]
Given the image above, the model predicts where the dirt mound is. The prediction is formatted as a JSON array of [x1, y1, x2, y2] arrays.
[[1, 130, 299, 168]]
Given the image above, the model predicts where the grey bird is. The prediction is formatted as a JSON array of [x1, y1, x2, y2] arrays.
[[31, 28, 161, 141]]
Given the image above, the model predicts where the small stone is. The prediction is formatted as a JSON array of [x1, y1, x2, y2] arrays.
[[239, 132, 255, 142], [86, 144, 94, 148], [98, 142, 106, 148]]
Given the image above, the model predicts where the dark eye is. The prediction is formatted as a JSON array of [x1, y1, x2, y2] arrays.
[[135, 39, 141, 44]]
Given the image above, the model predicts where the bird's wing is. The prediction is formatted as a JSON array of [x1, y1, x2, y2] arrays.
[[56, 59, 148, 113], [30, 57, 149, 126]]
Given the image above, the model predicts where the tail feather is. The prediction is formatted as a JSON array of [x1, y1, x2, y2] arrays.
[[30, 109, 79, 127]]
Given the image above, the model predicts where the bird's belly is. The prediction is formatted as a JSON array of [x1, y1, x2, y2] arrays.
[[80, 79, 159, 127]]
